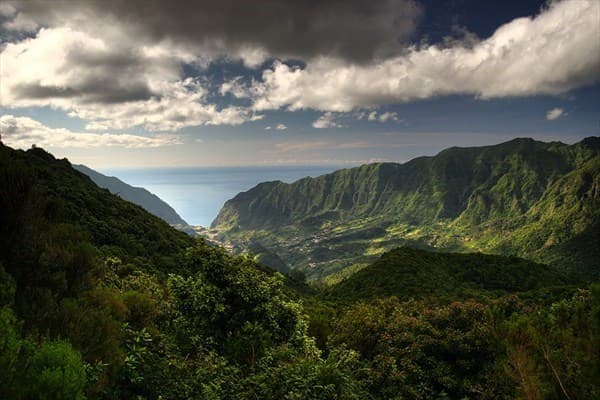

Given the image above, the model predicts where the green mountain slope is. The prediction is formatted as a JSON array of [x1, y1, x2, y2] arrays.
[[323, 247, 566, 303], [0, 143, 597, 399], [74, 164, 189, 227], [0, 145, 194, 275], [212, 137, 600, 279], [0, 143, 346, 398]]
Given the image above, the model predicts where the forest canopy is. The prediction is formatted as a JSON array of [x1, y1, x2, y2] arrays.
[[0, 143, 598, 399]]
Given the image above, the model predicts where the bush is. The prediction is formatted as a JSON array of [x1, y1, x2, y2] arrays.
[[27, 340, 87, 400]]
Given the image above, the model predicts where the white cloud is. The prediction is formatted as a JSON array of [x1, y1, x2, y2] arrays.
[[244, 0, 600, 112], [0, 115, 181, 149], [312, 112, 343, 129], [0, 0, 597, 136], [220, 77, 251, 98], [235, 47, 269, 68], [378, 112, 399, 122], [0, 27, 260, 131], [367, 111, 399, 122], [265, 123, 287, 130], [546, 107, 566, 120]]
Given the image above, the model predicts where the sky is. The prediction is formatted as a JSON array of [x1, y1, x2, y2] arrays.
[[0, 0, 598, 168]]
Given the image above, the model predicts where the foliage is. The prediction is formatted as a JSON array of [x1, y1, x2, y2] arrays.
[[73, 164, 188, 227], [212, 137, 600, 280], [167, 243, 312, 367], [0, 307, 87, 400], [330, 298, 511, 399], [238, 346, 369, 399], [0, 142, 597, 399], [498, 286, 600, 399], [330, 290, 599, 400], [0, 144, 194, 280], [323, 247, 566, 303], [0, 306, 25, 399], [27, 340, 88, 400]]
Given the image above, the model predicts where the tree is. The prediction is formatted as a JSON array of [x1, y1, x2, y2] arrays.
[[26, 341, 88, 400]]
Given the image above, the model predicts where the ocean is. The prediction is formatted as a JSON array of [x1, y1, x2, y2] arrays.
[[100, 166, 342, 227]]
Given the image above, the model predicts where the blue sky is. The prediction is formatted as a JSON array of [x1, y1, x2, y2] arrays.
[[0, 0, 598, 168]]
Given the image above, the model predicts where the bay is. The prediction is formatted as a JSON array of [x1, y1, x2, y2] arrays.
[[100, 165, 342, 227]]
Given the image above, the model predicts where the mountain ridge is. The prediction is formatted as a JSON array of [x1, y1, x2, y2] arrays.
[[0, 142, 596, 400], [212, 137, 600, 279], [73, 164, 189, 228], [0, 144, 195, 274]]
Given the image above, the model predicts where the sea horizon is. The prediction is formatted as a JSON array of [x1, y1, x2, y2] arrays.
[[100, 165, 345, 227]]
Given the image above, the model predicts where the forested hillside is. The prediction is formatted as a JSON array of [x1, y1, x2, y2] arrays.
[[74, 164, 189, 228], [0, 145, 194, 273], [0, 143, 350, 398], [212, 138, 600, 279], [0, 143, 598, 399], [322, 247, 566, 303]]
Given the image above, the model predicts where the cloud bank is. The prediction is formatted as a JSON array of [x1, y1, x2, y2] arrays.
[[0, 0, 597, 138], [0, 115, 181, 149], [237, 0, 600, 112], [3, 0, 421, 63], [0, 26, 261, 131]]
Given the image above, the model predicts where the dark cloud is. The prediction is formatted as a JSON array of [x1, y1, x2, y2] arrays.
[[11, 0, 422, 62], [13, 83, 77, 99], [10, 43, 164, 104], [14, 80, 156, 104], [64, 47, 152, 72]]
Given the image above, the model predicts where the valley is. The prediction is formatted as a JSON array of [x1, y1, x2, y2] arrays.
[[0, 141, 598, 399], [2, 0, 599, 398], [211, 138, 600, 281]]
